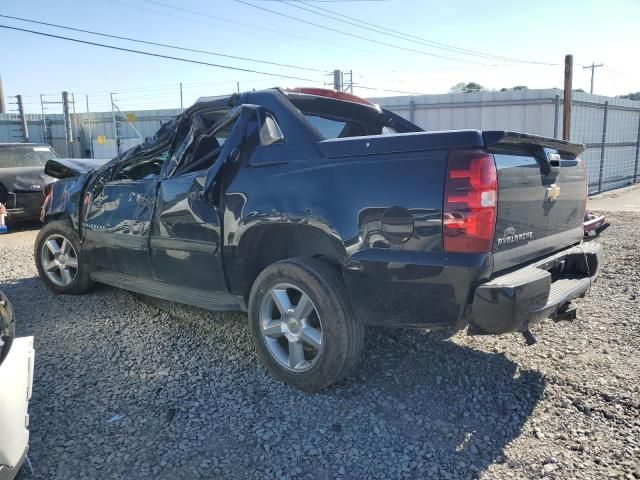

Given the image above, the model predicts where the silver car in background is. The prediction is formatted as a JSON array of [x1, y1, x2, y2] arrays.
[[0, 291, 34, 480]]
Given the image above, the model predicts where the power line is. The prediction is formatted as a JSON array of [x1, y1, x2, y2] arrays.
[[78, 79, 266, 96], [259, 0, 391, 2], [117, 0, 373, 54], [281, 0, 557, 65], [234, 0, 502, 65], [300, 0, 557, 65], [235, 0, 556, 67], [355, 85, 423, 95], [0, 24, 318, 82], [0, 13, 322, 72]]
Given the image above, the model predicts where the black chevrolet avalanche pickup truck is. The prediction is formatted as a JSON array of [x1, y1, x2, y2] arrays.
[[37, 88, 602, 391]]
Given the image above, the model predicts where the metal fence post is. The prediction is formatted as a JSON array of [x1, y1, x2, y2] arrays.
[[110, 93, 120, 157], [62, 91, 73, 157], [16, 95, 29, 143], [86, 95, 94, 159], [553, 94, 560, 139], [597, 101, 609, 193], [634, 111, 640, 184], [39, 94, 48, 144], [563, 54, 573, 141]]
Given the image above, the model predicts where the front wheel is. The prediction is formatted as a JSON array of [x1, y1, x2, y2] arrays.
[[248, 258, 364, 392], [35, 221, 94, 295]]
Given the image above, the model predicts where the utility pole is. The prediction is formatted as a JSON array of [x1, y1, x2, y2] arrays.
[[16, 95, 29, 143], [86, 95, 94, 159], [0, 75, 6, 113], [341, 70, 353, 94], [62, 91, 73, 157], [563, 54, 573, 141], [71, 93, 79, 156], [582, 62, 604, 94], [333, 69, 343, 92], [179, 82, 183, 112]]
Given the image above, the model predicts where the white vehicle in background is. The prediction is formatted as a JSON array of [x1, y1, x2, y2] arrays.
[[0, 291, 34, 480]]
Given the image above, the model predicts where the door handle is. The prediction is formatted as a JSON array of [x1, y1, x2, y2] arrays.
[[228, 148, 240, 163]]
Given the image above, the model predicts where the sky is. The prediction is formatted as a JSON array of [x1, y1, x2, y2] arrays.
[[0, 0, 638, 113]]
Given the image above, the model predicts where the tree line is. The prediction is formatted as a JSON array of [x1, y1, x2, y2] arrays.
[[449, 82, 640, 100]]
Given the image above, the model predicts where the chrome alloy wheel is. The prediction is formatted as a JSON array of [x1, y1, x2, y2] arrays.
[[259, 283, 323, 372], [40, 234, 79, 287]]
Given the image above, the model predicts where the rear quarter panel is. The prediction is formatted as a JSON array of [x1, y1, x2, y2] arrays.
[[223, 148, 485, 327], [225, 149, 447, 257]]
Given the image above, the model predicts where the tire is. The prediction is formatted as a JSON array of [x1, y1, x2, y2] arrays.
[[35, 220, 94, 295], [248, 257, 364, 392]]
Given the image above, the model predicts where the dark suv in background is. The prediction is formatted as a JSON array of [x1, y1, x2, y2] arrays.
[[0, 143, 58, 223]]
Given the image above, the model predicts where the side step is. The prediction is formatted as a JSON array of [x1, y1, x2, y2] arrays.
[[90, 269, 245, 312]]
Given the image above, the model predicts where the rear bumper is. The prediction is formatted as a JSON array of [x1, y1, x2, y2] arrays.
[[3, 192, 43, 222], [343, 249, 493, 328], [583, 214, 609, 237], [468, 242, 602, 334], [5, 208, 41, 221]]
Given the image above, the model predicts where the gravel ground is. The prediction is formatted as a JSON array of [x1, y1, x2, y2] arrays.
[[1, 212, 638, 480]]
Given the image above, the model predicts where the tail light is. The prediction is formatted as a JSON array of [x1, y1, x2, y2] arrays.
[[444, 150, 497, 253]]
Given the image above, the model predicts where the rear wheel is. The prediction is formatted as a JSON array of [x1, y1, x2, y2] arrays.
[[248, 258, 364, 392], [35, 221, 94, 295]]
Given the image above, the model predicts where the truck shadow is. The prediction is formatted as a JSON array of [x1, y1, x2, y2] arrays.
[[341, 327, 545, 477], [137, 294, 545, 479], [6, 279, 544, 480]]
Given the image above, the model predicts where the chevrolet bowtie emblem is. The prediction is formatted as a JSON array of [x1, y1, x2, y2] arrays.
[[545, 184, 561, 202]]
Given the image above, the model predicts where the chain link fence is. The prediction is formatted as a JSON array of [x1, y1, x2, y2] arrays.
[[373, 89, 640, 195]]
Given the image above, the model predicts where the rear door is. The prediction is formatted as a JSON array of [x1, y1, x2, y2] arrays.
[[149, 109, 242, 290], [491, 146, 586, 272]]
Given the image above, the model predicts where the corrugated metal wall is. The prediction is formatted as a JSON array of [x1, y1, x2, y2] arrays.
[[0, 108, 180, 159], [373, 89, 560, 138], [371, 89, 640, 194]]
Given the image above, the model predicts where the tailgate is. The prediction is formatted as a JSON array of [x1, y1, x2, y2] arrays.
[[484, 131, 587, 272]]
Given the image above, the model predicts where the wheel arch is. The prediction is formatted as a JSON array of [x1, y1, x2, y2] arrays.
[[226, 222, 347, 298]]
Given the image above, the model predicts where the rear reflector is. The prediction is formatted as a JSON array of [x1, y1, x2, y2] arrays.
[[444, 150, 497, 253]]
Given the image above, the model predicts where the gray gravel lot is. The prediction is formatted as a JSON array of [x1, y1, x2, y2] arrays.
[[2, 212, 638, 480]]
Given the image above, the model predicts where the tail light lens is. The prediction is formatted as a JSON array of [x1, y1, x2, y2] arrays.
[[41, 183, 54, 222], [444, 150, 497, 253]]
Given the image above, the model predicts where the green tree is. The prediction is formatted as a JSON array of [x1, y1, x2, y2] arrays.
[[449, 82, 486, 93], [500, 85, 529, 91], [620, 92, 640, 101]]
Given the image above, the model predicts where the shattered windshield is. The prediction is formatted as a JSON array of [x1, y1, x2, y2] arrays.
[[0, 146, 59, 168]]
